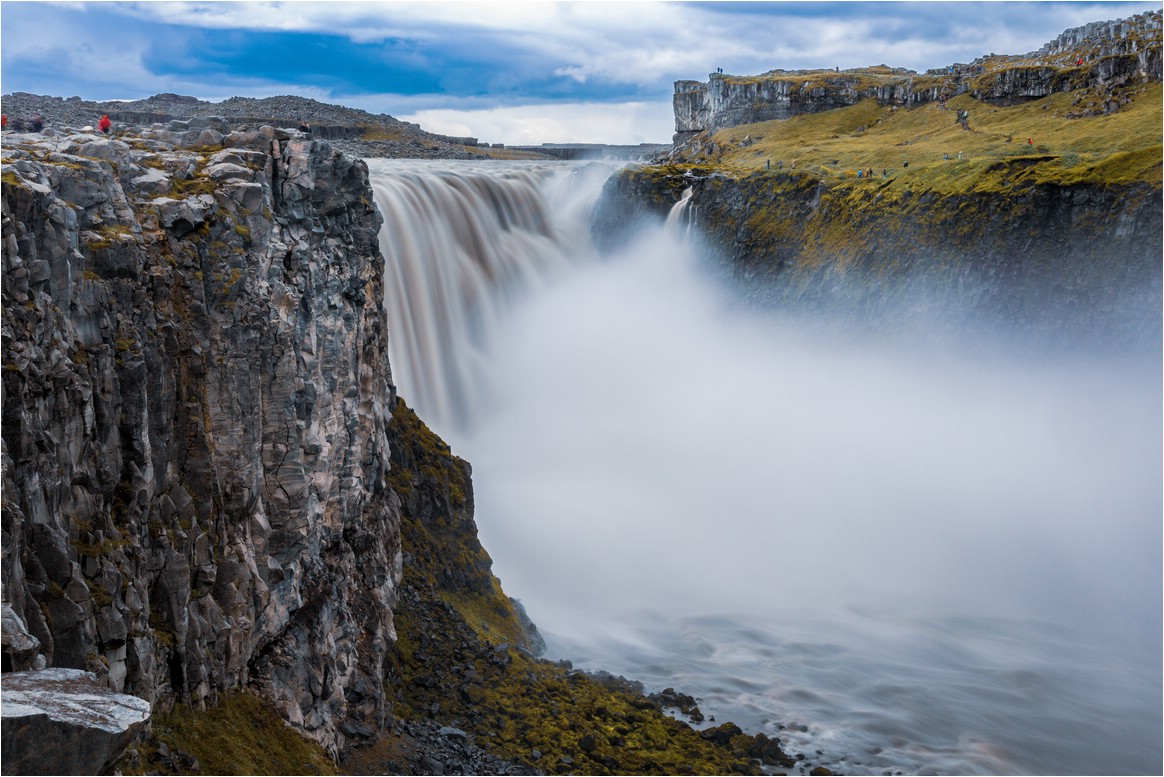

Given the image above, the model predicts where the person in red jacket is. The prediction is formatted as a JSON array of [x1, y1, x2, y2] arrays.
[[98, 115, 111, 134]]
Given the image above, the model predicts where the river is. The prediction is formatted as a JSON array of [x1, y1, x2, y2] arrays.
[[367, 158, 1162, 776]]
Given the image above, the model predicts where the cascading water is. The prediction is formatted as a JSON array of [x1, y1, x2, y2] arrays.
[[368, 159, 611, 429], [368, 160, 1162, 776], [665, 185, 696, 231]]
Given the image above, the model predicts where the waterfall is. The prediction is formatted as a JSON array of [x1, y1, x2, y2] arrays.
[[367, 159, 612, 431], [365, 159, 1161, 776], [665, 185, 696, 231]]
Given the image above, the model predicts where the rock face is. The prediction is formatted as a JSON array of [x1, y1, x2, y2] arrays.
[[1, 123, 400, 755], [674, 10, 1162, 138], [1, 667, 151, 775], [593, 165, 1162, 346]]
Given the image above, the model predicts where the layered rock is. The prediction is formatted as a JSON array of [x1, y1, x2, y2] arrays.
[[674, 10, 1161, 138], [1, 122, 399, 755]]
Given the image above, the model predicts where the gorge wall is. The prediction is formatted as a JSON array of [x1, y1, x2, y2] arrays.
[[1, 124, 400, 756], [594, 165, 1162, 344], [674, 9, 1162, 140]]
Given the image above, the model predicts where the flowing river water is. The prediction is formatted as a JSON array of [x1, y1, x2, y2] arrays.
[[367, 159, 1162, 776]]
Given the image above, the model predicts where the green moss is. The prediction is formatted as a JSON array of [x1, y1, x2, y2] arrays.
[[170, 173, 217, 198], [148, 610, 176, 649], [90, 584, 114, 608], [122, 692, 338, 776]]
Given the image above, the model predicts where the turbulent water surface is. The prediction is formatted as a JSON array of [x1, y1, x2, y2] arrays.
[[367, 159, 1162, 776]]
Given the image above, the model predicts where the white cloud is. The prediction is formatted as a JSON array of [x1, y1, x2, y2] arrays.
[[400, 100, 675, 145]]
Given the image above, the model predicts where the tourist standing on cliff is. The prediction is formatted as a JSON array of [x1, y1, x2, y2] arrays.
[[99, 115, 112, 134], [30, 112, 43, 132]]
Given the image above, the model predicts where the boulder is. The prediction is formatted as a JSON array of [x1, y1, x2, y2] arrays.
[[1, 603, 43, 671], [0, 668, 150, 775]]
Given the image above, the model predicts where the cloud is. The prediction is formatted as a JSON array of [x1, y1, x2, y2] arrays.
[[3, 1, 1160, 143], [399, 100, 676, 145]]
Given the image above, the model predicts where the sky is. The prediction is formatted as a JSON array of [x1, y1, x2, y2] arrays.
[[2, 1, 1159, 144]]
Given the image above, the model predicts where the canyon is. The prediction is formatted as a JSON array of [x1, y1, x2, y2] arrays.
[[1, 8, 1161, 776]]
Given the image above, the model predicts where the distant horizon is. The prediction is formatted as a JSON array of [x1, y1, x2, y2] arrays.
[[2, 1, 1159, 145]]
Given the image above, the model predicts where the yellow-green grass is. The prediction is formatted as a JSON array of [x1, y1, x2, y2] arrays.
[[463, 145, 559, 160], [702, 82, 1162, 192], [121, 692, 338, 775]]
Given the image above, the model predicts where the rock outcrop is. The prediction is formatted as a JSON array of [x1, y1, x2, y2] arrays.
[[674, 10, 1161, 139], [1, 667, 151, 775], [0, 93, 491, 159], [594, 164, 1162, 346], [1, 122, 399, 755]]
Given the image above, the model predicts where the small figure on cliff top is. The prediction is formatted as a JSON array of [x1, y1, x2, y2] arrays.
[[867, 168, 873, 178], [857, 169, 863, 178], [99, 115, 111, 134], [299, 121, 311, 134], [790, 160, 796, 169], [1028, 136, 1034, 145], [30, 112, 43, 132], [1, 115, 7, 129], [778, 160, 783, 169], [766, 159, 770, 170]]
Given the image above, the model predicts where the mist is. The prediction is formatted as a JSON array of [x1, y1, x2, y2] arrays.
[[456, 222, 1160, 639], [372, 161, 1161, 774]]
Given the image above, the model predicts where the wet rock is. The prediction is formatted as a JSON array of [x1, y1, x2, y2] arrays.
[[700, 721, 743, 746]]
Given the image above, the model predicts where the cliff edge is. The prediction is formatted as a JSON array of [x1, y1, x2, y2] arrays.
[[2, 122, 399, 756]]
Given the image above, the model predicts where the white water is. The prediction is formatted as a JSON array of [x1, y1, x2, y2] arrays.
[[369, 160, 1162, 776]]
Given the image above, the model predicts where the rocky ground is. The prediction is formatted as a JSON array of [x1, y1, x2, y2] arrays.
[[0, 91, 528, 159]]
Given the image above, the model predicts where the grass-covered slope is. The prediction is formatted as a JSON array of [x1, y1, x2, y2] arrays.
[[683, 81, 1161, 192], [117, 692, 339, 775]]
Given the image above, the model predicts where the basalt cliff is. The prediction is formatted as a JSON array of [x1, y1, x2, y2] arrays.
[[2, 122, 400, 761]]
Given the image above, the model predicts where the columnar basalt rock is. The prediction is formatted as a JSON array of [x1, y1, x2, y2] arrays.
[[1, 124, 400, 756]]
